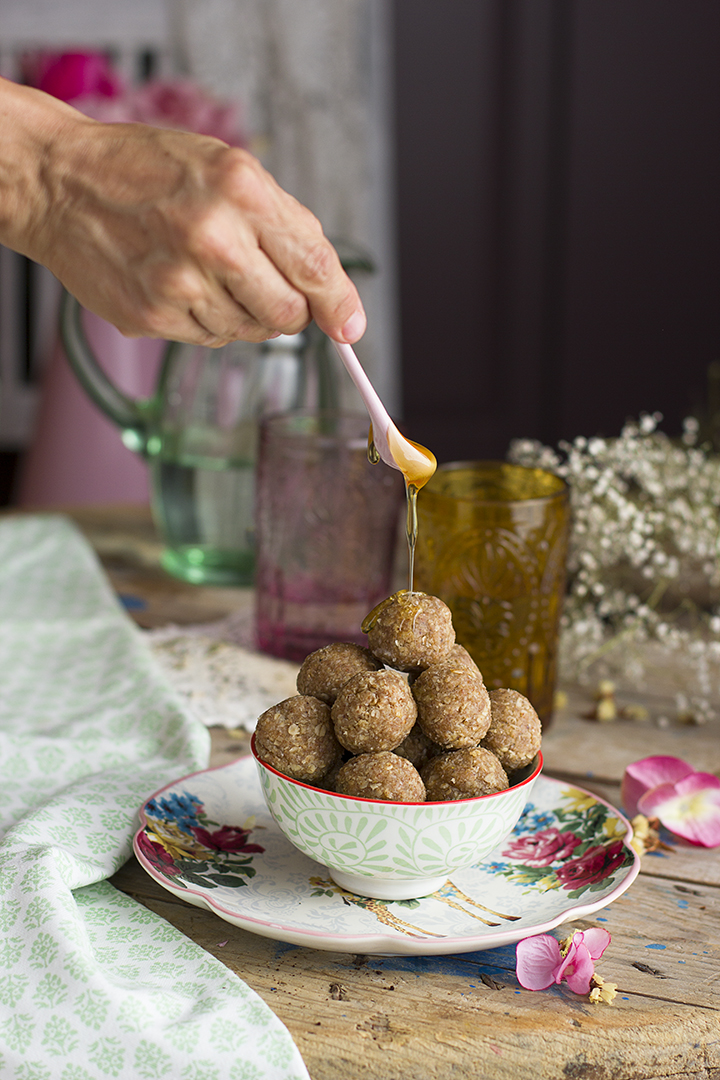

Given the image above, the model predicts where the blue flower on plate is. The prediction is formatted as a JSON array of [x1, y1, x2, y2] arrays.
[[529, 811, 556, 830], [146, 791, 202, 834], [512, 803, 536, 833]]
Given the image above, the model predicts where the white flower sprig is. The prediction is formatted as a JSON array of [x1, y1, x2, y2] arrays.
[[509, 414, 720, 720]]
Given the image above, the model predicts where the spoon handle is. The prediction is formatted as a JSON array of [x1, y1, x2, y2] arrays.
[[332, 341, 397, 469]]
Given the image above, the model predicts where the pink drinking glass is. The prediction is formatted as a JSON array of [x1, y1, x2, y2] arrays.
[[255, 411, 404, 661]]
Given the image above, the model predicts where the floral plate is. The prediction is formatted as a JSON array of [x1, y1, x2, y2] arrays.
[[134, 757, 640, 956]]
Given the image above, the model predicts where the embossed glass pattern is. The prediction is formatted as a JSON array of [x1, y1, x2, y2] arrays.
[[415, 462, 570, 726]]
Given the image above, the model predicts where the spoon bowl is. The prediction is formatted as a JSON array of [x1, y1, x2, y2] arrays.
[[332, 341, 436, 487]]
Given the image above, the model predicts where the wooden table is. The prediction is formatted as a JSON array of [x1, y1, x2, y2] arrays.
[[28, 506, 720, 1078]]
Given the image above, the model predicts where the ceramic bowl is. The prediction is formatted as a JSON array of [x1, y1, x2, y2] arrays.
[[251, 737, 542, 900]]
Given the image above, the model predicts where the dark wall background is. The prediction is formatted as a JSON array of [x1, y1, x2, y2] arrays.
[[392, 0, 720, 463]]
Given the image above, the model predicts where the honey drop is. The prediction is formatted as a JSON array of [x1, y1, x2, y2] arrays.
[[367, 424, 381, 464], [364, 421, 436, 597], [361, 590, 408, 635], [386, 427, 437, 491]]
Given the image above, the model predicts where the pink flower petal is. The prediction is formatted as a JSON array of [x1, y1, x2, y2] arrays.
[[675, 772, 720, 795], [577, 927, 611, 960], [556, 941, 596, 995], [516, 935, 562, 990], [621, 756, 694, 817], [681, 814, 720, 848], [639, 775, 720, 847], [636, 781, 676, 816]]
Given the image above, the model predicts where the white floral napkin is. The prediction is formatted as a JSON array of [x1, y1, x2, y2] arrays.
[[0, 516, 309, 1080], [146, 631, 299, 732]]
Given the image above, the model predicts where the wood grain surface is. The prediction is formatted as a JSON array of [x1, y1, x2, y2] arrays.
[[111, 718, 720, 1080], [10, 505, 717, 1079]]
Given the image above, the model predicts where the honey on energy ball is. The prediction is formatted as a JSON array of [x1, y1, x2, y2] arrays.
[[331, 669, 417, 754], [296, 642, 382, 705], [362, 590, 455, 671], [253, 581, 543, 804], [254, 695, 342, 783], [335, 751, 426, 802]]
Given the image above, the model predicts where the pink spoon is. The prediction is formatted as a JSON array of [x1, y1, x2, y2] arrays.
[[332, 341, 436, 487]]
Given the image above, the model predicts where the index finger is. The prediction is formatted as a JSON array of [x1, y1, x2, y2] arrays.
[[256, 193, 366, 342], [219, 150, 367, 341], [263, 225, 366, 342]]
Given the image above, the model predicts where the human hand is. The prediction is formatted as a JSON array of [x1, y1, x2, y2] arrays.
[[0, 79, 366, 346]]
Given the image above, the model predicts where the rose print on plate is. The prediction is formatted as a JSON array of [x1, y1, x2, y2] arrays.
[[134, 760, 640, 955], [485, 787, 635, 899], [137, 790, 265, 891]]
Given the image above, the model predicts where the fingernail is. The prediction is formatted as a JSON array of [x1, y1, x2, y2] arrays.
[[267, 330, 283, 339], [341, 308, 367, 343]]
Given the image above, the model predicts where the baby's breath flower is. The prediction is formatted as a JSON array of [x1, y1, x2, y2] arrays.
[[509, 414, 720, 716]]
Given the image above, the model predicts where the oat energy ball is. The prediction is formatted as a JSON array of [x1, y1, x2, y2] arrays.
[[412, 661, 491, 748], [254, 695, 342, 783], [312, 755, 347, 793], [393, 722, 441, 771], [296, 642, 382, 704], [482, 688, 542, 771], [331, 669, 417, 754], [422, 747, 509, 801], [335, 752, 426, 802], [364, 591, 455, 671], [446, 643, 482, 674]]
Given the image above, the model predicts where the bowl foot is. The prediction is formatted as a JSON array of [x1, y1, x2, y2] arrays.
[[330, 869, 448, 901]]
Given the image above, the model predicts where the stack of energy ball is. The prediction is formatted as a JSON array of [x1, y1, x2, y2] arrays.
[[254, 591, 541, 803]]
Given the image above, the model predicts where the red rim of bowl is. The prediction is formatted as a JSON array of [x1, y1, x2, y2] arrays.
[[250, 733, 543, 807]]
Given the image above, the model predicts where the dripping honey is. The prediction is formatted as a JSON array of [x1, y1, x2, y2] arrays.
[[367, 424, 381, 464], [367, 425, 436, 593]]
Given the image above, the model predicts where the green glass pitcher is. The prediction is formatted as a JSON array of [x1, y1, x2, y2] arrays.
[[60, 291, 324, 586]]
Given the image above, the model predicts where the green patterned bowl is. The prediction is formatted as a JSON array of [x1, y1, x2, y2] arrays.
[[251, 737, 542, 900]]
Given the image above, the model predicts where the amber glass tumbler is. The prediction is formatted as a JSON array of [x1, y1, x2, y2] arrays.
[[415, 462, 570, 727]]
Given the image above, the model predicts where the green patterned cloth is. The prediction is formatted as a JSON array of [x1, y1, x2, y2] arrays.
[[0, 516, 309, 1080]]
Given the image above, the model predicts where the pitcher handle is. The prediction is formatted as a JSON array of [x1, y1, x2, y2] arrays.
[[60, 290, 153, 454]]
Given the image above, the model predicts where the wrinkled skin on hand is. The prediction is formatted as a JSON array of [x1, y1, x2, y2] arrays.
[[0, 78, 366, 347]]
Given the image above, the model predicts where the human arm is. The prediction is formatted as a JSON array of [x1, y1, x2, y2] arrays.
[[0, 76, 366, 346]]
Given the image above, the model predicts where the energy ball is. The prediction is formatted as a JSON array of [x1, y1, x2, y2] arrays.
[[364, 591, 455, 671], [446, 643, 483, 674], [335, 752, 426, 802], [296, 642, 382, 705], [312, 755, 348, 793], [412, 661, 491, 748], [422, 747, 509, 802], [332, 669, 417, 754], [393, 722, 441, 771], [255, 695, 342, 783], [482, 688, 542, 772]]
